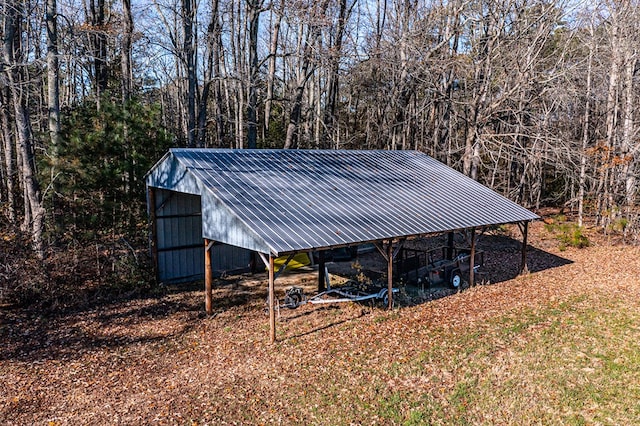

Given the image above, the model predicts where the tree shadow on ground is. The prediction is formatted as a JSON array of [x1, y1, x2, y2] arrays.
[[475, 234, 573, 284], [0, 297, 196, 363], [284, 307, 368, 341], [0, 272, 283, 363]]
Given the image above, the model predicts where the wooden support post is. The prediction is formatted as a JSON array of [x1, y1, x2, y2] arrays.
[[387, 241, 393, 310], [469, 227, 476, 287], [147, 187, 160, 283], [204, 239, 213, 314], [268, 254, 276, 344], [447, 231, 454, 260], [520, 221, 529, 274], [318, 250, 326, 292]]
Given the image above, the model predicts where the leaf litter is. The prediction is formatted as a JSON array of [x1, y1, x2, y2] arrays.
[[2, 222, 640, 424]]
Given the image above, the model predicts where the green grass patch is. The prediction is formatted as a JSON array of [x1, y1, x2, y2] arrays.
[[367, 297, 640, 425]]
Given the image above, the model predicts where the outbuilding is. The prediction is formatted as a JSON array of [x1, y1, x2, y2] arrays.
[[146, 148, 538, 342]]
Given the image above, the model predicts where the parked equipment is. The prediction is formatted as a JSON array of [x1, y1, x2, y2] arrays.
[[273, 282, 397, 310], [395, 246, 484, 289]]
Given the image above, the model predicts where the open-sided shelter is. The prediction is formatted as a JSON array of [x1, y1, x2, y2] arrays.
[[146, 149, 539, 342]]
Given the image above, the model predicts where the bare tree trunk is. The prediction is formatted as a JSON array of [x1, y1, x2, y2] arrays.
[[197, 0, 221, 147], [323, 0, 352, 148], [46, 0, 61, 231], [597, 17, 621, 228], [3, 0, 45, 258], [314, 69, 322, 148], [120, 0, 135, 225], [183, 0, 197, 146], [88, 0, 108, 106], [264, 0, 284, 133], [246, 0, 263, 149], [578, 33, 594, 227], [212, 8, 225, 146], [283, 57, 312, 149], [46, 0, 61, 157], [121, 0, 134, 102], [229, 0, 245, 149], [621, 49, 637, 217], [0, 86, 16, 223]]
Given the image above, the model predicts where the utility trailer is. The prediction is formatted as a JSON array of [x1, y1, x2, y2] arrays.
[[395, 246, 484, 289], [276, 282, 398, 310]]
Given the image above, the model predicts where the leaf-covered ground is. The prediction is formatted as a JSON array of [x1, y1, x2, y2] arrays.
[[2, 223, 640, 425]]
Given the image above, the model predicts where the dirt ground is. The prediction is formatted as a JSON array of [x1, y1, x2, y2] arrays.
[[1, 220, 639, 424]]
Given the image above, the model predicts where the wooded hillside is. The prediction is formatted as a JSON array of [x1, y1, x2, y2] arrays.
[[0, 0, 638, 297]]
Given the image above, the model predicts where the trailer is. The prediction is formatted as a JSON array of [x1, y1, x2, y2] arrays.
[[395, 246, 484, 289], [277, 282, 398, 310]]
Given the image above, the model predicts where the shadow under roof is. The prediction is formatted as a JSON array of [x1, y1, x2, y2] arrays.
[[147, 149, 539, 256]]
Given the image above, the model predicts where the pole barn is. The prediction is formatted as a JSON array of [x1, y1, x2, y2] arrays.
[[146, 149, 539, 343]]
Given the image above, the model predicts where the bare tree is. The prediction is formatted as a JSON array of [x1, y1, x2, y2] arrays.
[[0, 86, 16, 223], [283, 0, 330, 149], [264, 0, 284, 133], [197, 0, 223, 147], [46, 0, 61, 157], [182, 0, 197, 146], [86, 0, 109, 106], [578, 21, 595, 227], [121, 0, 134, 102], [246, 0, 263, 149], [2, 0, 45, 258]]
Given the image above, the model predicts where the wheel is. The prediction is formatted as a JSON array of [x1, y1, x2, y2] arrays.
[[284, 287, 304, 308], [381, 290, 394, 309], [285, 292, 302, 308], [450, 270, 461, 289]]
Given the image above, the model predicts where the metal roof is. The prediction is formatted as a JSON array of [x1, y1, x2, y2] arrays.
[[147, 149, 539, 256]]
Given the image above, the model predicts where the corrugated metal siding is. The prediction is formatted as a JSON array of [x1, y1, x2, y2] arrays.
[[154, 190, 202, 282], [201, 190, 272, 253], [211, 243, 252, 275], [155, 190, 201, 250], [146, 151, 203, 195], [158, 247, 202, 283], [153, 189, 252, 283], [150, 149, 539, 256]]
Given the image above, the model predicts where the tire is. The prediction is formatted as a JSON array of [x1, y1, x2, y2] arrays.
[[381, 290, 394, 310], [284, 287, 304, 308], [450, 270, 462, 289], [283, 293, 297, 309]]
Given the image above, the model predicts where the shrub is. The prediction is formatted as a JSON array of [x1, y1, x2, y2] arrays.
[[544, 217, 589, 250]]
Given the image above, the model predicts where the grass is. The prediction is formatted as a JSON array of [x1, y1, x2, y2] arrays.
[[275, 294, 640, 425], [358, 297, 640, 425]]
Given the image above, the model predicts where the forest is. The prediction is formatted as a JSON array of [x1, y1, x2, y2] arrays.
[[1, 0, 639, 302]]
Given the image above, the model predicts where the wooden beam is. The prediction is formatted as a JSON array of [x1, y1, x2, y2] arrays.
[[469, 227, 476, 287], [268, 254, 276, 344], [387, 240, 393, 310], [520, 221, 529, 274], [258, 252, 269, 269], [274, 252, 297, 280], [204, 239, 213, 314], [392, 238, 406, 259], [147, 187, 159, 284], [318, 250, 326, 292], [373, 241, 388, 261]]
